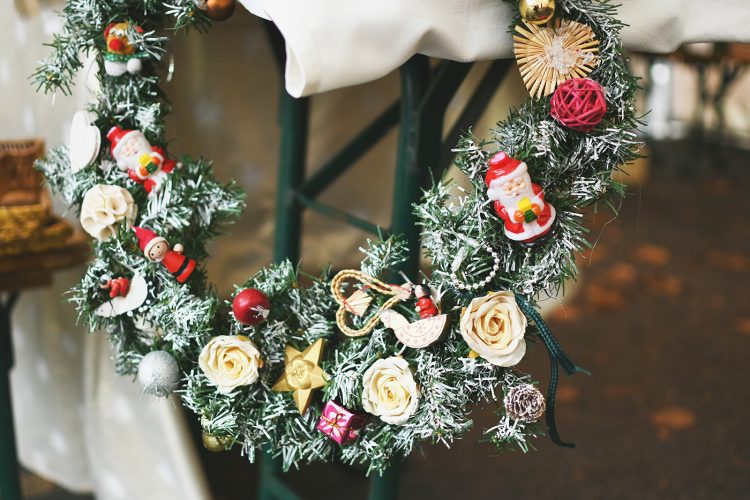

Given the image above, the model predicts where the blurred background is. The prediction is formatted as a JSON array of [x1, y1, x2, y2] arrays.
[[1, 1, 749, 499]]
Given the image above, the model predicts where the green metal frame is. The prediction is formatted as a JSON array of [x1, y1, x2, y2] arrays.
[[261, 22, 511, 500], [0, 292, 21, 500]]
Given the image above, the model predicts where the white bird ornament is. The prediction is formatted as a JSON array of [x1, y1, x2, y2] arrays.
[[380, 309, 447, 349]]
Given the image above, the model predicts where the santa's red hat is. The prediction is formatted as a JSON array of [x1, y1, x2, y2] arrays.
[[484, 152, 526, 186], [107, 126, 137, 154], [132, 226, 167, 257]]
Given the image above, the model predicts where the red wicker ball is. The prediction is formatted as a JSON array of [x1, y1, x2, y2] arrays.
[[550, 78, 607, 132]]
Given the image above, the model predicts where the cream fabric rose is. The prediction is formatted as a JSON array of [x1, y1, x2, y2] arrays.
[[199, 335, 264, 394], [79, 184, 137, 241], [361, 356, 419, 425], [460, 291, 527, 367]]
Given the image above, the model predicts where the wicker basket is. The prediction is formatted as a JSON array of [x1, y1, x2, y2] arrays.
[[0, 138, 49, 244], [0, 215, 74, 258]]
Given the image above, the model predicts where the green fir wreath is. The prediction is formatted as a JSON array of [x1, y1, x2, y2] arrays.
[[33, 0, 641, 474]]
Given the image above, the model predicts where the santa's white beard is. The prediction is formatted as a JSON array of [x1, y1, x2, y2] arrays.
[[117, 156, 142, 172], [499, 194, 524, 207], [487, 187, 524, 207]]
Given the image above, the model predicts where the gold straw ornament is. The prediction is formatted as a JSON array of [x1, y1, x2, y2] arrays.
[[513, 18, 600, 98], [331, 270, 412, 337]]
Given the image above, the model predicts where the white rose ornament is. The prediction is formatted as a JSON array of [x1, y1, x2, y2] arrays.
[[361, 356, 419, 425], [199, 335, 264, 394], [460, 290, 527, 367]]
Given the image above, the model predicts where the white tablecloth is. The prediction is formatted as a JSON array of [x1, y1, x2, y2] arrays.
[[240, 0, 750, 97]]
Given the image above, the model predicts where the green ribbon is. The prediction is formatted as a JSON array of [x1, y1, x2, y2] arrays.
[[515, 293, 590, 448], [104, 52, 147, 63]]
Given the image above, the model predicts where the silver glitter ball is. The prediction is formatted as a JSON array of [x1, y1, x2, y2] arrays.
[[137, 350, 180, 397]]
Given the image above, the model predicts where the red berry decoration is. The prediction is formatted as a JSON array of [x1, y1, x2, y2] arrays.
[[550, 78, 607, 132], [232, 288, 271, 326]]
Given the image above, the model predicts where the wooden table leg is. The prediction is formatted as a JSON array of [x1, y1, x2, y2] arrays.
[[0, 292, 21, 500]]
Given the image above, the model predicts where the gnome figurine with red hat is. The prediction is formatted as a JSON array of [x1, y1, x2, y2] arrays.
[[133, 226, 196, 284], [485, 152, 556, 244], [107, 126, 176, 197]]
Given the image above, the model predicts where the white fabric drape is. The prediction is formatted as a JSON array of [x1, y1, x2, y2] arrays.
[[12, 275, 209, 500], [240, 0, 750, 97]]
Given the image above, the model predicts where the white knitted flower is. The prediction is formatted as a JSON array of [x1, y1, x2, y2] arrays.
[[79, 184, 137, 241]]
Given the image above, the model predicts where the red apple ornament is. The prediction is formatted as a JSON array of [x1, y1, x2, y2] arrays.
[[232, 288, 271, 326]]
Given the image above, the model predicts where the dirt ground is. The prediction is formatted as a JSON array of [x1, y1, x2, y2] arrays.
[[26, 139, 750, 499]]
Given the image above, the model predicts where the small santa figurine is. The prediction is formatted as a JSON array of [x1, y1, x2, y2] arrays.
[[485, 152, 556, 244], [133, 226, 196, 284], [103, 22, 146, 77], [414, 285, 439, 319], [107, 126, 175, 196]]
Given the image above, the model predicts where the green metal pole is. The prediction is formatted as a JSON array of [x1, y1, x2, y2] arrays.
[[368, 464, 400, 500], [259, 448, 302, 500], [368, 54, 441, 500], [0, 293, 21, 500], [273, 90, 310, 265], [390, 55, 432, 277], [260, 78, 310, 500]]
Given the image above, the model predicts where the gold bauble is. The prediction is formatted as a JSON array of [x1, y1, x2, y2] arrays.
[[519, 0, 555, 25], [205, 0, 236, 22], [202, 431, 232, 452]]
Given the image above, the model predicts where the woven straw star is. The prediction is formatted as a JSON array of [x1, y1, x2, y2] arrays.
[[513, 18, 600, 98]]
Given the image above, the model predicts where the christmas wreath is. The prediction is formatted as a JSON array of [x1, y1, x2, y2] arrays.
[[34, 0, 640, 474]]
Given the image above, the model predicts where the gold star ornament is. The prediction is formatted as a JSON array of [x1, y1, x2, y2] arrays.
[[272, 338, 328, 414]]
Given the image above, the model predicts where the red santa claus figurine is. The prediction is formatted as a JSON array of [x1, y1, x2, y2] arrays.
[[107, 126, 176, 197], [133, 226, 196, 283], [485, 152, 556, 244]]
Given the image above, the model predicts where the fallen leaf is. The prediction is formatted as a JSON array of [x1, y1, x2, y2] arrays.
[[572, 467, 585, 482], [649, 406, 696, 440], [635, 243, 671, 266], [643, 273, 683, 296], [585, 283, 626, 310], [556, 385, 580, 403], [680, 207, 701, 222], [706, 250, 750, 272], [707, 294, 727, 310], [579, 244, 609, 266], [604, 384, 637, 399], [548, 305, 581, 322], [735, 318, 750, 336], [702, 177, 731, 196], [606, 262, 637, 285]]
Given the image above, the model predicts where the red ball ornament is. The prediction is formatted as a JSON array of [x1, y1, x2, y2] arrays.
[[549, 78, 607, 132], [232, 288, 271, 326]]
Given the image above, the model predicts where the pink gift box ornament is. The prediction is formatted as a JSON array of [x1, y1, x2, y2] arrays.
[[316, 400, 366, 445]]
